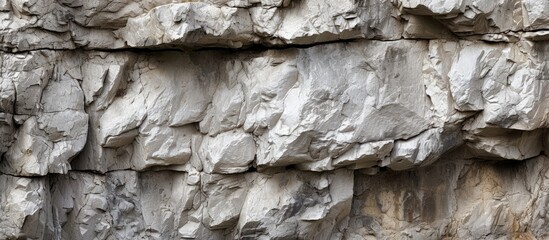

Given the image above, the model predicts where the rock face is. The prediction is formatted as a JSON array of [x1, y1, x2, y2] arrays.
[[2, 0, 549, 239]]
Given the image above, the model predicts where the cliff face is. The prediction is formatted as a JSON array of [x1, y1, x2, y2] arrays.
[[1, 0, 549, 239]]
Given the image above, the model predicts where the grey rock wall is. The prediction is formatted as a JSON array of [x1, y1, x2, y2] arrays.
[[2, 0, 549, 239]]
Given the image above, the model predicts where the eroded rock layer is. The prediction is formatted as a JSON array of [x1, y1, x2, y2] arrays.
[[2, 0, 549, 239]]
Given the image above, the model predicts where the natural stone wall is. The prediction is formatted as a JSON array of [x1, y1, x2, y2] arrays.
[[2, 0, 549, 239], [350, 153, 549, 239]]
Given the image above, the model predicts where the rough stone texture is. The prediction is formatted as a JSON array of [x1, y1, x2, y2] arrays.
[[349, 153, 549, 239], [2, 0, 549, 239]]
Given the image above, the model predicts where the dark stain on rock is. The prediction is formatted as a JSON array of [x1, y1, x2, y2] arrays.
[[402, 191, 420, 223], [421, 192, 437, 223], [240, 221, 267, 240], [282, 185, 319, 220]]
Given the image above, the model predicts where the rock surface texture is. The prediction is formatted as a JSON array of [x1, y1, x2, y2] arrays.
[[2, 0, 549, 239]]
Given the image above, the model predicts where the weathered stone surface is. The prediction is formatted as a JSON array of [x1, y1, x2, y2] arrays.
[[199, 129, 256, 174], [4, 0, 549, 239], [3, 0, 549, 50], [0, 52, 88, 176], [349, 154, 549, 239], [0, 175, 51, 240], [33, 169, 352, 240], [399, 0, 519, 34], [238, 169, 353, 239]]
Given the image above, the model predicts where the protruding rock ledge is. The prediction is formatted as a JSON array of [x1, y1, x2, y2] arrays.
[[2, 38, 549, 177], [5, 0, 549, 51]]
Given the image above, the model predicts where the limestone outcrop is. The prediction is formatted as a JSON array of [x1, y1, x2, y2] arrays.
[[2, 0, 549, 239]]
